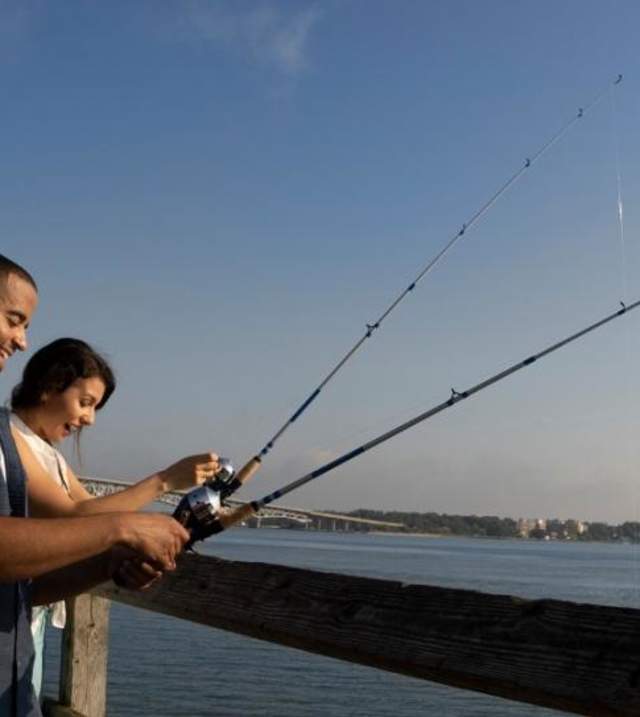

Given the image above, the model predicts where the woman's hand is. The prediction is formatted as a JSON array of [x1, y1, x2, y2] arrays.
[[159, 452, 220, 492]]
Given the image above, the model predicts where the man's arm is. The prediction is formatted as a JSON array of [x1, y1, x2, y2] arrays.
[[31, 552, 113, 605], [31, 548, 163, 605], [0, 515, 124, 581], [0, 512, 189, 582]]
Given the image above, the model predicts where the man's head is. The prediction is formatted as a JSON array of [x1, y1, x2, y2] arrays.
[[0, 255, 38, 372]]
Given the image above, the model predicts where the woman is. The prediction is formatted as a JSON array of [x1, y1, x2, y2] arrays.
[[10, 338, 220, 698]]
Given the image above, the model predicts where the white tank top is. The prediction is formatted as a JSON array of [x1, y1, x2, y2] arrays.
[[10, 413, 71, 495], [11, 412, 69, 629]]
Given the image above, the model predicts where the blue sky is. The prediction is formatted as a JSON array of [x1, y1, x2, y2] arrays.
[[2, 0, 640, 522]]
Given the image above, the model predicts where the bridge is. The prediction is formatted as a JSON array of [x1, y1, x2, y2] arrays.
[[80, 478, 405, 532]]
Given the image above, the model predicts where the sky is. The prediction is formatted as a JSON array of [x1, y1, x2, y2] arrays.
[[2, 0, 640, 523]]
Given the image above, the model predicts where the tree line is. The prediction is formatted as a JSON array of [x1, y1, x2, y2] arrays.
[[346, 510, 518, 537], [344, 509, 640, 542]]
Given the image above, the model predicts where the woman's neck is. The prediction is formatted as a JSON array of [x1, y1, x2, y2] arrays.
[[13, 407, 51, 445]]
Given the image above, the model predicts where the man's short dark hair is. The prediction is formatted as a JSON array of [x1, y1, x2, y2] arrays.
[[0, 254, 38, 292]]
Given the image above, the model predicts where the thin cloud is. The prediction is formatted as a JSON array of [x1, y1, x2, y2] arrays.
[[175, 2, 322, 76], [0, 2, 322, 79]]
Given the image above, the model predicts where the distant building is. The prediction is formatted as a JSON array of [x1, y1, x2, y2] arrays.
[[517, 517, 554, 539], [506, 517, 588, 541], [576, 520, 587, 535], [517, 518, 535, 538]]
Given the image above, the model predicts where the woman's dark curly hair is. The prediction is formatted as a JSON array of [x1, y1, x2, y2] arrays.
[[11, 338, 116, 411]]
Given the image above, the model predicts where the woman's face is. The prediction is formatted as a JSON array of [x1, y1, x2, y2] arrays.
[[37, 376, 106, 443]]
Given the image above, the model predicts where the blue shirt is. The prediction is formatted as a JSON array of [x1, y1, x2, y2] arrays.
[[0, 408, 41, 716]]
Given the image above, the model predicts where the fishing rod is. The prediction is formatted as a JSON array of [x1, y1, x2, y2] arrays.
[[172, 298, 640, 543], [218, 73, 624, 498]]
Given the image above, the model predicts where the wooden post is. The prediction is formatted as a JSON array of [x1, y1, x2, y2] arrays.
[[59, 593, 110, 717]]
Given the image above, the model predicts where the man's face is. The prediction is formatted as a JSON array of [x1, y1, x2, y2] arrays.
[[0, 273, 38, 371]]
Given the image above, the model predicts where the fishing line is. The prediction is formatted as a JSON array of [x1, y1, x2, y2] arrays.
[[214, 298, 640, 531], [610, 75, 627, 300], [229, 74, 624, 493], [608, 77, 638, 599]]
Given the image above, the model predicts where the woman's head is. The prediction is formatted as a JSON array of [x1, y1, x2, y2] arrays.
[[11, 338, 116, 443]]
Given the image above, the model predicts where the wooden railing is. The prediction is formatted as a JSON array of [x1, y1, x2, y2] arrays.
[[43, 552, 640, 717]]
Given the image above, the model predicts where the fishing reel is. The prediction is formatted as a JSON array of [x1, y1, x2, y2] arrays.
[[172, 457, 238, 546]]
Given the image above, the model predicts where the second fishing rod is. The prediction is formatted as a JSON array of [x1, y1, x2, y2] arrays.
[[212, 73, 623, 499], [173, 298, 640, 544]]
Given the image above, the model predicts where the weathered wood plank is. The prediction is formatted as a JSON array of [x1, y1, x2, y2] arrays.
[[94, 554, 640, 716], [59, 594, 110, 717]]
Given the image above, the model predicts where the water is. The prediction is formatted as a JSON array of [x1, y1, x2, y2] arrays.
[[42, 531, 640, 716]]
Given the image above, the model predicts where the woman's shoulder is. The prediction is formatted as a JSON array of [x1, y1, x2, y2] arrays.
[[10, 412, 44, 445], [11, 414, 72, 491], [10, 412, 65, 466]]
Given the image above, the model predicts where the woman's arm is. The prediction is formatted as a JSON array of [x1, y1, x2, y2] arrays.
[[64, 463, 170, 513], [13, 428, 219, 517]]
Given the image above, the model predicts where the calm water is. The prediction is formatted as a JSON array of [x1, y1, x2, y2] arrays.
[[43, 531, 640, 716]]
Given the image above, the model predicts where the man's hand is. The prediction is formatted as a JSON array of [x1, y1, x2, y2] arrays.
[[117, 513, 189, 571], [110, 547, 162, 591], [31, 518, 187, 606]]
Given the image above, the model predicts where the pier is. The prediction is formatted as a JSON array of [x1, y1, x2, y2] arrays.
[[43, 552, 640, 717]]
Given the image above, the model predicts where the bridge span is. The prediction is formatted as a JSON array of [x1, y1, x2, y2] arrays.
[[81, 478, 405, 532]]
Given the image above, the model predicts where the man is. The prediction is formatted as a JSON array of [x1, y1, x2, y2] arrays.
[[0, 254, 195, 716]]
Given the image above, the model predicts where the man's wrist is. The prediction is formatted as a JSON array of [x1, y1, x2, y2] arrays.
[[111, 514, 130, 548]]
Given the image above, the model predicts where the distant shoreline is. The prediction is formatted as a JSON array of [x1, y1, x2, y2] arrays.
[[254, 525, 640, 545]]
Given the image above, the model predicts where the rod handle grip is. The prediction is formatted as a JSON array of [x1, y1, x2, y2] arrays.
[[235, 456, 262, 485], [219, 502, 257, 530]]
